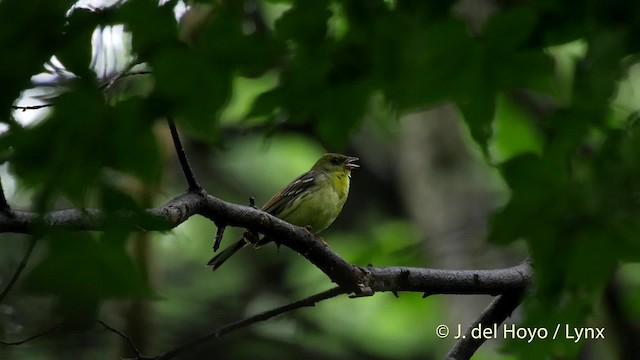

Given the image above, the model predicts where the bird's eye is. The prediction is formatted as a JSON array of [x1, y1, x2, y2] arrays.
[[331, 156, 340, 165]]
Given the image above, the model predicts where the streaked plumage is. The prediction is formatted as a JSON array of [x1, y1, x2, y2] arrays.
[[207, 153, 359, 270]]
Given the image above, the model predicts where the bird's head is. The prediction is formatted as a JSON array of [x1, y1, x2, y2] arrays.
[[311, 153, 360, 174]]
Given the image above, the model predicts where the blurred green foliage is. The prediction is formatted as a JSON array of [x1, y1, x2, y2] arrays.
[[1, 0, 640, 359]]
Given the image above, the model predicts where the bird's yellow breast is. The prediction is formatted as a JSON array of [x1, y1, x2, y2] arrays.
[[278, 170, 350, 233]]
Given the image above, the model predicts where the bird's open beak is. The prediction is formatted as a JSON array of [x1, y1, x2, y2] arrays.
[[344, 156, 360, 170]]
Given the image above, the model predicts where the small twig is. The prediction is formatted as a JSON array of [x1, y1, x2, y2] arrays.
[[213, 196, 257, 252], [167, 117, 202, 193], [100, 60, 146, 92], [101, 70, 151, 90], [445, 290, 525, 360], [121, 70, 152, 77], [150, 286, 347, 360], [0, 323, 62, 345], [10, 67, 151, 113], [0, 236, 39, 304], [0, 176, 10, 213], [96, 320, 145, 359], [213, 223, 226, 252], [10, 104, 55, 111]]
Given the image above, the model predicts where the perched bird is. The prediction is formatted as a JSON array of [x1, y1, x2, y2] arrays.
[[207, 153, 359, 270]]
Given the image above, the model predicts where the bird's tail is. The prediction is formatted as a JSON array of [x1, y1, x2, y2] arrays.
[[207, 239, 247, 271]]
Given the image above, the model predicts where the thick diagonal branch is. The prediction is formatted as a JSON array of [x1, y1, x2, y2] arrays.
[[0, 189, 532, 360], [0, 190, 533, 293]]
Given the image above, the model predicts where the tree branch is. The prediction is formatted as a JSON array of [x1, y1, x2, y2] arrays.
[[167, 117, 202, 193], [0, 190, 533, 293], [0, 191, 204, 233], [0, 116, 532, 357], [364, 262, 531, 295], [0, 189, 532, 359], [96, 320, 143, 359], [213, 224, 226, 252], [445, 289, 526, 360], [148, 286, 347, 360], [147, 262, 531, 360], [0, 236, 39, 305], [10, 103, 54, 111], [100, 66, 151, 91], [0, 323, 62, 345]]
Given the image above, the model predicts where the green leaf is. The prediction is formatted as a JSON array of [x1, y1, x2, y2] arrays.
[[3, 82, 108, 202], [56, 8, 101, 78], [484, 7, 539, 54], [2, 81, 162, 206], [25, 231, 153, 326], [118, 0, 179, 59], [0, 0, 75, 118], [107, 97, 162, 182], [197, 3, 286, 77], [490, 94, 544, 162], [454, 45, 496, 152], [150, 46, 232, 136], [489, 154, 566, 245], [275, 0, 330, 43], [25, 232, 152, 297], [315, 80, 371, 149], [565, 228, 617, 292], [505, 294, 591, 359], [382, 18, 473, 110], [494, 49, 555, 90], [572, 30, 626, 116], [246, 88, 283, 119]]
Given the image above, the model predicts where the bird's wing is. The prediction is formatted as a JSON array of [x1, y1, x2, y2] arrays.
[[261, 170, 321, 216]]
